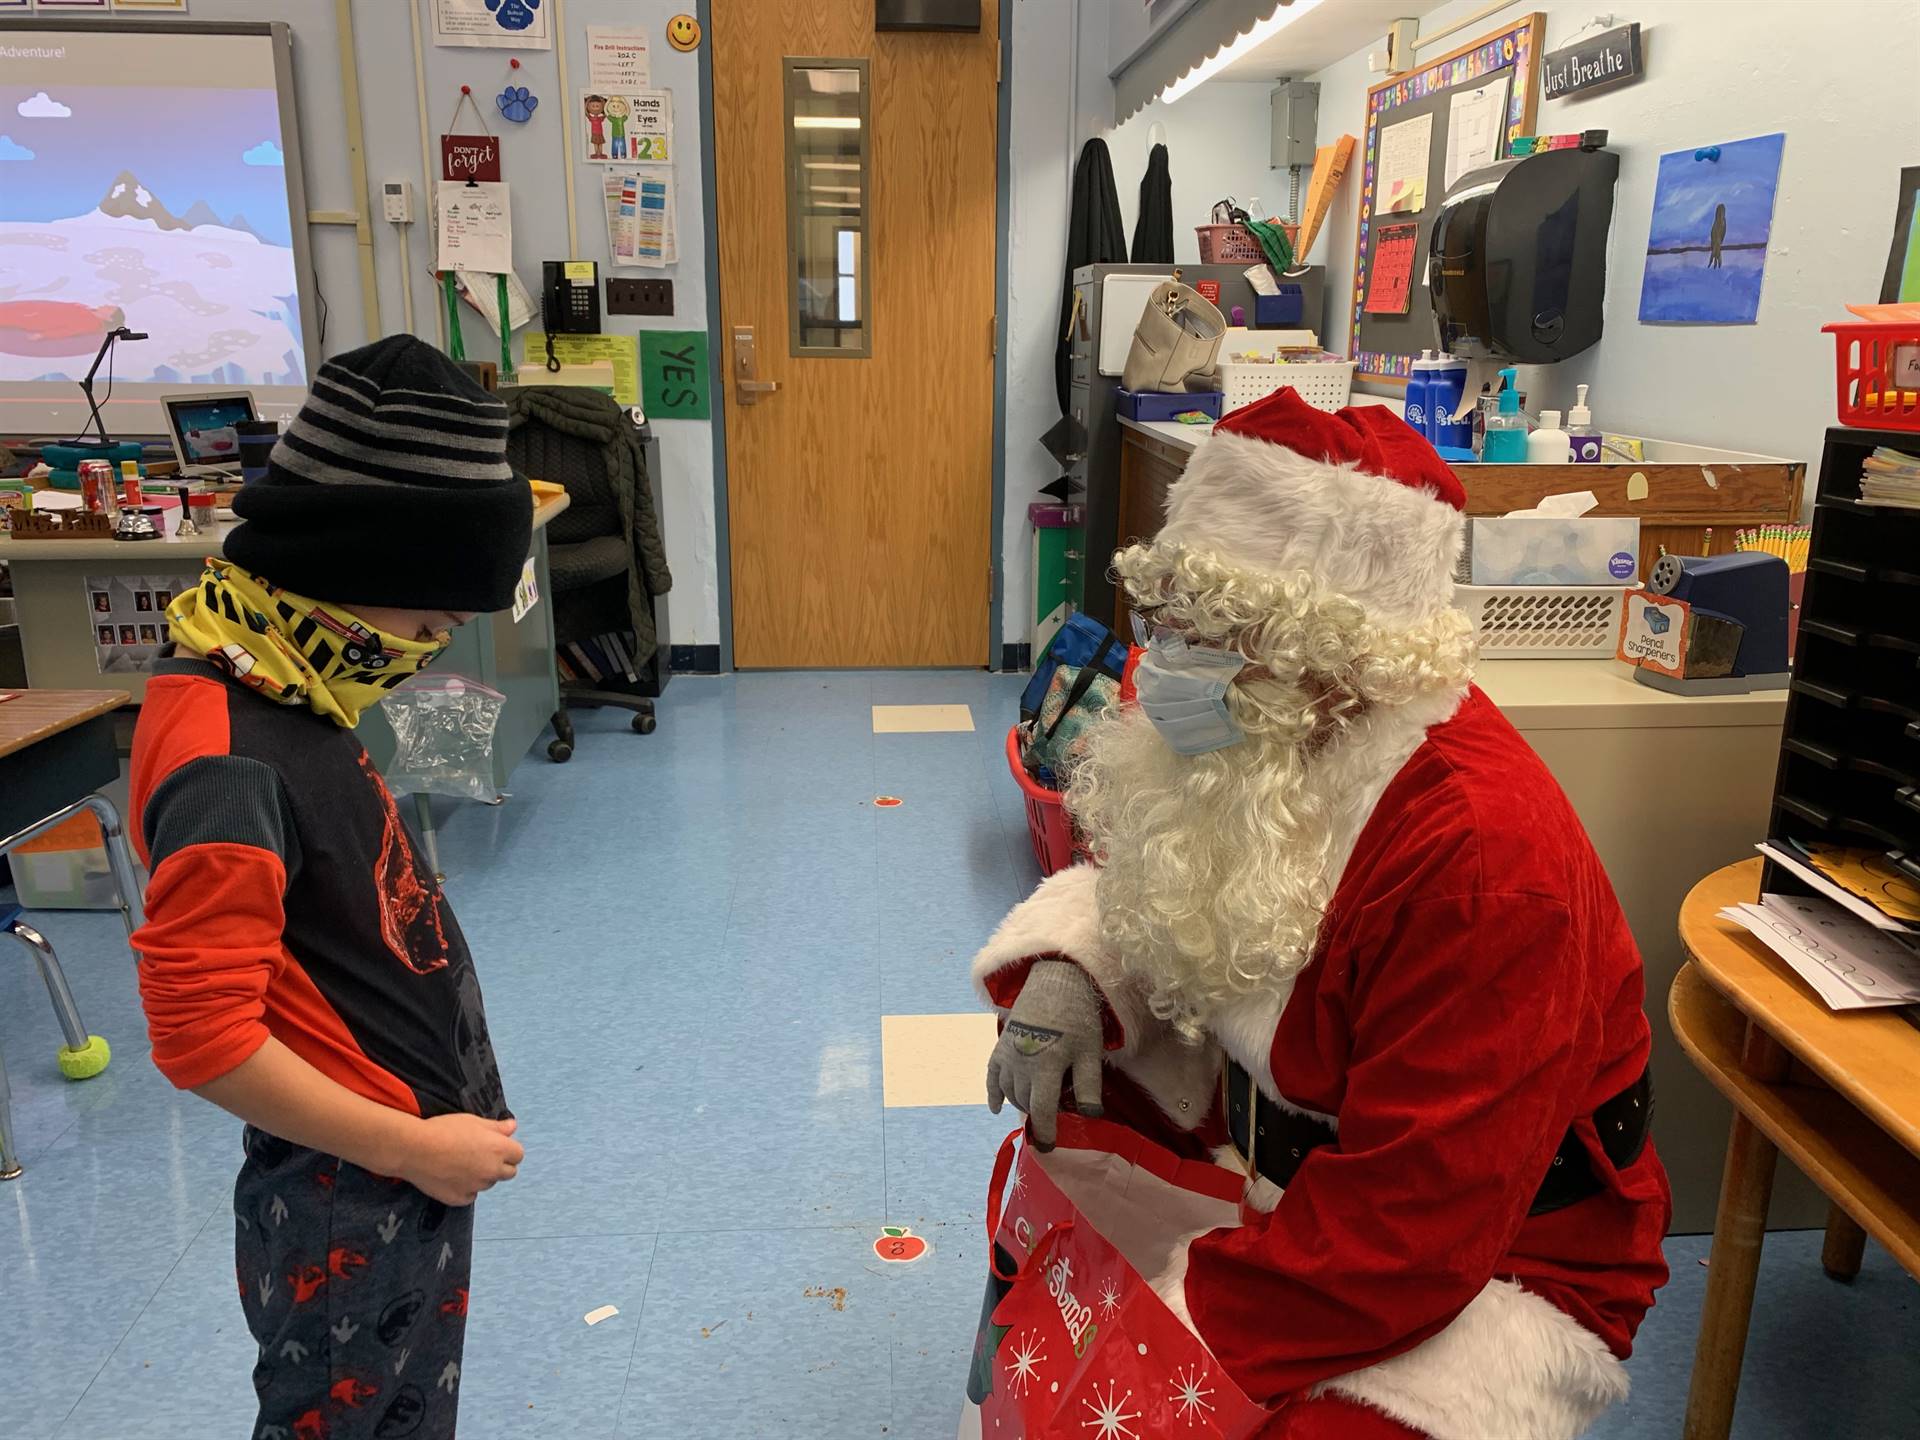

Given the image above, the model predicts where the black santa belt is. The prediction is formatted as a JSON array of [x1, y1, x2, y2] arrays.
[[1222, 1058, 1654, 1216]]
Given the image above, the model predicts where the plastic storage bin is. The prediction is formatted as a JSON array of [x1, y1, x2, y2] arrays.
[[1253, 287, 1304, 327], [1115, 389, 1223, 422], [1193, 224, 1264, 263], [1454, 584, 1628, 658], [1824, 321, 1920, 432], [1007, 725, 1080, 877], [1217, 357, 1354, 413]]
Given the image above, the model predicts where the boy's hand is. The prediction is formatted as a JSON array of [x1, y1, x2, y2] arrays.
[[401, 1114, 525, 1206]]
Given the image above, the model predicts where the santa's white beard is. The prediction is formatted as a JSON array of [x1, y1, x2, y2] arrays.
[[1066, 706, 1340, 1039]]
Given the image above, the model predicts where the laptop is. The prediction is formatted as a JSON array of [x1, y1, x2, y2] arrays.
[[161, 391, 258, 478]]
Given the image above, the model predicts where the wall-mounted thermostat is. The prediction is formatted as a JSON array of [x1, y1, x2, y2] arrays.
[[382, 180, 414, 224]]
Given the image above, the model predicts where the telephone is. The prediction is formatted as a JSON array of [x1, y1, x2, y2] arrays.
[[540, 260, 601, 371]]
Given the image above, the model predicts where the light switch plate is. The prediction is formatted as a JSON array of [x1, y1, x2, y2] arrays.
[[607, 278, 674, 316]]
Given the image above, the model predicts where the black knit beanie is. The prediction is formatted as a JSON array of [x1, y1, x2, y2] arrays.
[[228, 335, 532, 613]]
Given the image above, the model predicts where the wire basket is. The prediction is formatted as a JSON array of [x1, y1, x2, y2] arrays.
[[1194, 224, 1265, 264], [1217, 359, 1355, 413], [1823, 321, 1920, 431], [1455, 585, 1629, 658]]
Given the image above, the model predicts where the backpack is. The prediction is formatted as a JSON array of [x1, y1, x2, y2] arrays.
[[1019, 612, 1128, 723]]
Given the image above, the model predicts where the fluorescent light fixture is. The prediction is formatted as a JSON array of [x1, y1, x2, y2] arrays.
[[1157, 0, 1330, 105], [806, 161, 862, 171], [794, 116, 862, 130], [810, 184, 863, 195]]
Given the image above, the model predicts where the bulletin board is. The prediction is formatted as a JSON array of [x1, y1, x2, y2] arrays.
[[1349, 13, 1545, 385]]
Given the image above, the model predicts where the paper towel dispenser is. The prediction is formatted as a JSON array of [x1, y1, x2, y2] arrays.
[[1429, 145, 1620, 364]]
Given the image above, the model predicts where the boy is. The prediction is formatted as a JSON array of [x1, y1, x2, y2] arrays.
[[131, 335, 532, 1440]]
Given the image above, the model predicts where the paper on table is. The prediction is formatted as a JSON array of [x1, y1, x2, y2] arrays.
[[1377, 112, 1432, 215], [1444, 74, 1513, 190], [1721, 894, 1920, 1010], [435, 181, 512, 274], [1758, 842, 1919, 934], [1504, 490, 1600, 519]]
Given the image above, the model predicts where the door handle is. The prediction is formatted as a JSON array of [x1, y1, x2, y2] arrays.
[[732, 325, 780, 405]]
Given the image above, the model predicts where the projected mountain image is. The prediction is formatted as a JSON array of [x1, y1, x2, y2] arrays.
[[0, 84, 305, 387]]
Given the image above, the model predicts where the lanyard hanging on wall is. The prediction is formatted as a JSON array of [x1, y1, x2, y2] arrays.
[[439, 272, 514, 382]]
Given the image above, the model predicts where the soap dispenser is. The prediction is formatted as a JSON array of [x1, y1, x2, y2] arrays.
[[1482, 368, 1529, 463], [1568, 384, 1602, 463]]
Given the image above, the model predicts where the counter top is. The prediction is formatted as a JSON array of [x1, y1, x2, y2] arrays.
[[1476, 659, 1789, 731], [0, 492, 570, 561]]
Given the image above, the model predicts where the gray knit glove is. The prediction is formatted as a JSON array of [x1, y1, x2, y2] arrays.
[[986, 959, 1105, 1150]]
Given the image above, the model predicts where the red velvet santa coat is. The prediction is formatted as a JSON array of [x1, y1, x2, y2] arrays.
[[975, 684, 1671, 1440]]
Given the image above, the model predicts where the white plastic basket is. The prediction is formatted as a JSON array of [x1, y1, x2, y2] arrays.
[[1455, 585, 1628, 659], [1217, 358, 1355, 413]]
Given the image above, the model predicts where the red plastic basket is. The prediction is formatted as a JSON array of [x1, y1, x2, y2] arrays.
[[1824, 321, 1920, 431], [1006, 725, 1080, 877], [1194, 224, 1265, 264]]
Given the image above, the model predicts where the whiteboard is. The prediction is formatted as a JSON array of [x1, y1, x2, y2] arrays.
[[1099, 273, 1173, 376]]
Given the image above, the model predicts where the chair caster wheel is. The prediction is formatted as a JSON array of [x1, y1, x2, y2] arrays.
[[632, 714, 657, 735], [547, 740, 574, 763], [59, 1034, 111, 1081]]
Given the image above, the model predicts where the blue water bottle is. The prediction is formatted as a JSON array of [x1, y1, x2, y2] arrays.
[[1429, 353, 1473, 450], [1404, 350, 1437, 439]]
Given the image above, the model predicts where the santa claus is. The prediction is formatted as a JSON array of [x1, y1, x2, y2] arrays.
[[974, 390, 1671, 1440]]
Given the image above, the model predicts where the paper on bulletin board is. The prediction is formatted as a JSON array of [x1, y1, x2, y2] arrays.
[[523, 332, 639, 406], [433, 0, 551, 49], [1364, 221, 1419, 315], [587, 26, 651, 91], [582, 90, 671, 164], [1376, 112, 1431, 214], [1443, 73, 1512, 189], [603, 172, 676, 268], [435, 181, 512, 274]]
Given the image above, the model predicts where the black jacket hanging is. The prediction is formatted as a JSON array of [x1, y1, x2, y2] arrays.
[[1056, 138, 1127, 413], [1129, 143, 1174, 263]]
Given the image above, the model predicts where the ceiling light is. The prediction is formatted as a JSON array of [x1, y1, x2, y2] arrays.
[[1157, 0, 1330, 105], [806, 161, 861, 171], [794, 116, 861, 130]]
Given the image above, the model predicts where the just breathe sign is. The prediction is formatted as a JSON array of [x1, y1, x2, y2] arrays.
[[1543, 23, 1643, 101]]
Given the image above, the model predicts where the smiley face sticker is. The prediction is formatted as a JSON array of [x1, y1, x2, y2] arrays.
[[666, 13, 701, 52]]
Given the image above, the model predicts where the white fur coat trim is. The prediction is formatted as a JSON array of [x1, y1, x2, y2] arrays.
[[1318, 1278, 1630, 1440], [1158, 429, 1465, 632]]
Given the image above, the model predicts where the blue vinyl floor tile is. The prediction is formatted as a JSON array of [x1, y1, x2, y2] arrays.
[[4, 670, 1917, 1438]]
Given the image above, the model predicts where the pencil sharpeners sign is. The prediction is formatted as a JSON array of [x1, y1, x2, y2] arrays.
[[1616, 587, 1690, 677]]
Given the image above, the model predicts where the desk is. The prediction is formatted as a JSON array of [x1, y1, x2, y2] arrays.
[[0, 493, 570, 792], [1671, 858, 1920, 1440], [0, 688, 141, 1178]]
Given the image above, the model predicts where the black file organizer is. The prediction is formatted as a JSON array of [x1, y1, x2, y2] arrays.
[[1759, 425, 1920, 903]]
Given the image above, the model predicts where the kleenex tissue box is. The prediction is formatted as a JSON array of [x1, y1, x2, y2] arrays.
[[1468, 517, 1641, 587]]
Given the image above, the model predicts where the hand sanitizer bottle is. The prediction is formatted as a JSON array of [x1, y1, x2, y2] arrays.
[[1482, 368, 1529, 463], [1568, 384, 1603, 463]]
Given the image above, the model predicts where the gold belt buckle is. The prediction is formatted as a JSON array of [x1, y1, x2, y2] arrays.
[[1218, 1062, 1261, 1182]]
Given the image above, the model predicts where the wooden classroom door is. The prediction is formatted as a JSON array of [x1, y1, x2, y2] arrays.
[[712, 0, 999, 667]]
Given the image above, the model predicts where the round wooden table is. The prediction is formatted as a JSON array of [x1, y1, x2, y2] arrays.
[[1671, 858, 1920, 1440]]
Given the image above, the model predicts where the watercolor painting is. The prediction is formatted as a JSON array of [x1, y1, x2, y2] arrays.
[[1640, 132, 1785, 325]]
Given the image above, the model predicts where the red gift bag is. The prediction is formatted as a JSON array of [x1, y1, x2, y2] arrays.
[[959, 1114, 1270, 1439]]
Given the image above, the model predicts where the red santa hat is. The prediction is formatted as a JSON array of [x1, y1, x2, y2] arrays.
[[1153, 387, 1467, 630]]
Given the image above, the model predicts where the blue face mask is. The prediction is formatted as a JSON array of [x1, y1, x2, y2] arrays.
[[1131, 615, 1248, 755]]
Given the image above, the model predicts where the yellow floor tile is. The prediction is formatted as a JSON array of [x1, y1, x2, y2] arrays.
[[881, 1012, 998, 1108], [871, 703, 975, 734]]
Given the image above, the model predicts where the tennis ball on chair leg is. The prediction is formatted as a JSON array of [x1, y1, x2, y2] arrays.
[[57, 1035, 111, 1081]]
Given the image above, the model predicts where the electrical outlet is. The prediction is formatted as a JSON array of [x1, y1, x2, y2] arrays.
[[607, 278, 674, 316]]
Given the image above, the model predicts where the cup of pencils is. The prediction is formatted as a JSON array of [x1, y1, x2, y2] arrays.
[[1737, 524, 1810, 660]]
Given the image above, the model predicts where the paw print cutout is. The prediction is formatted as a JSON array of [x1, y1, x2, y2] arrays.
[[484, 0, 542, 31], [496, 85, 539, 123]]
